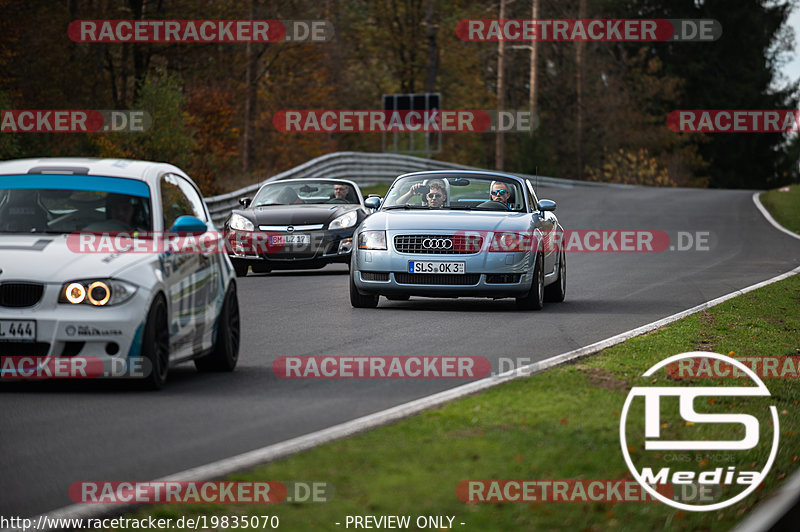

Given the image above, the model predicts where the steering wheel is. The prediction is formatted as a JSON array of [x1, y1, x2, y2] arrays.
[[476, 200, 510, 211]]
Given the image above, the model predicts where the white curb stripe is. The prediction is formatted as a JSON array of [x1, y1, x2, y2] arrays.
[[752, 191, 800, 241]]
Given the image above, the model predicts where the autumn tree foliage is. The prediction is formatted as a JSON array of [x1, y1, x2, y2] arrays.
[[0, 0, 797, 191]]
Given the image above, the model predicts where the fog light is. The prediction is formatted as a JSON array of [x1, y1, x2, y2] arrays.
[[338, 238, 353, 254], [232, 240, 246, 256], [106, 342, 119, 355]]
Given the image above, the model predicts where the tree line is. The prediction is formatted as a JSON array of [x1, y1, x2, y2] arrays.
[[1, 0, 798, 194]]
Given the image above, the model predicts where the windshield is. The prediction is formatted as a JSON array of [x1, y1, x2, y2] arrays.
[[0, 175, 152, 233], [253, 181, 360, 206], [382, 175, 525, 211]]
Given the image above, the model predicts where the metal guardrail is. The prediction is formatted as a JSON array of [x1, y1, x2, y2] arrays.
[[203, 151, 623, 225]]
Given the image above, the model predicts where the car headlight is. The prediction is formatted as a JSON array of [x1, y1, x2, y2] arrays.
[[329, 211, 358, 230], [230, 213, 254, 231], [358, 230, 387, 250], [59, 280, 137, 306]]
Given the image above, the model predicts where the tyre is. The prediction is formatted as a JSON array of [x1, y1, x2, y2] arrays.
[[139, 295, 170, 390], [385, 295, 410, 301], [232, 261, 248, 277], [516, 253, 544, 310], [349, 270, 379, 308], [195, 283, 240, 372], [544, 249, 566, 302]]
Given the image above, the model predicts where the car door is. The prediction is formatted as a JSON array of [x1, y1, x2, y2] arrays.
[[526, 180, 558, 275], [159, 173, 219, 360]]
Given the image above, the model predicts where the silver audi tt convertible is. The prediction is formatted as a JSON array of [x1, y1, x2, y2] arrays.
[[350, 170, 566, 309]]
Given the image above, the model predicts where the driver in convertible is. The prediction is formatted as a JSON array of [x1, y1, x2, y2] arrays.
[[327, 183, 354, 203], [333, 184, 350, 200], [490, 181, 513, 208], [397, 180, 447, 208]]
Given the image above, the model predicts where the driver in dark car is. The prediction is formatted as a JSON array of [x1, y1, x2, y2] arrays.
[[328, 183, 353, 203], [333, 184, 349, 200]]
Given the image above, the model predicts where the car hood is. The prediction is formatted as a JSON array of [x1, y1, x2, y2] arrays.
[[0, 234, 151, 283], [238, 204, 360, 227], [362, 210, 533, 232]]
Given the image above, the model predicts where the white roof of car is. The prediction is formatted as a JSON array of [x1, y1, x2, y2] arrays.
[[0, 158, 185, 181]]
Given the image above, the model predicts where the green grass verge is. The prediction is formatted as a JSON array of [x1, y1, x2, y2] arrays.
[[761, 185, 800, 234], [122, 274, 800, 531]]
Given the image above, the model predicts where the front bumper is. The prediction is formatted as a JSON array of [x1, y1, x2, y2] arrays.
[[352, 247, 534, 298], [228, 228, 354, 270], [0, 283, 149, 379]]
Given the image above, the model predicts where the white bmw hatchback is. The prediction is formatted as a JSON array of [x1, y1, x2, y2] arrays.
[[0, 158, 239, 389]]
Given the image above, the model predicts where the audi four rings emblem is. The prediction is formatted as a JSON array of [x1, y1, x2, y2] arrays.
[[422, 238, 453, 249]]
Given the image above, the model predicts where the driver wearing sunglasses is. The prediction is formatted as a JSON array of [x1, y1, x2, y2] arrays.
[[398, 180, 447, 208], [424, 182, 447, 208], [490, 181, 512, 207]]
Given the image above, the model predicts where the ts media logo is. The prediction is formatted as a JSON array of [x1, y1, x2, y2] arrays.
[[619, 352, 779, 511]]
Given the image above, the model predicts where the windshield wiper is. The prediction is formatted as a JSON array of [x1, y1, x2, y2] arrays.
[[253, 202, 282, 207]]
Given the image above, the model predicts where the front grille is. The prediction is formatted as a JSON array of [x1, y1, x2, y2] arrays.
[[395, 273, 480, 285], [0, 282, 44, 308], [0, 342, 50, 356], [486, 274, 521, 284], [361, 272, 389, 281], [393, 234, 482, 254]]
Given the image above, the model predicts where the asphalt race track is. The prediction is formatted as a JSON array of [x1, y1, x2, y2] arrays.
[[2, 184, 799, 519]]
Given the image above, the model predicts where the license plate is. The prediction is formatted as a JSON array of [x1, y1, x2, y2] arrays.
[[408, 261, 465, 274], [270, 234, 310, 245], [0, 320, 36, 342]]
